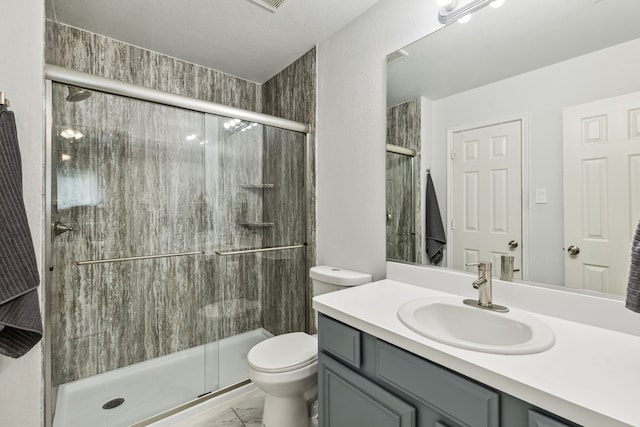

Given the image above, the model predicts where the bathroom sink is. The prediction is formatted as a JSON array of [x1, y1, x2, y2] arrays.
[[397, 296, 555, 354]]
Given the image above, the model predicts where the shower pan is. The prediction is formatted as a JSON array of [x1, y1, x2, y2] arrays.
[[45, 68, 310, 427]]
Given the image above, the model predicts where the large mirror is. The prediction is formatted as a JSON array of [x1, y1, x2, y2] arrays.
[[386, 0, 640, 297]]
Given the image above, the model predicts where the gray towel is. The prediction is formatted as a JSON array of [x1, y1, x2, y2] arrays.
[[425, 173, 446, 265], [0, 105, 43, 357], [625, 220, 640, 313]]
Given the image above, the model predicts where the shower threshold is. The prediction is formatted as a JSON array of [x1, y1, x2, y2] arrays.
[[52, 328, 271, 427]]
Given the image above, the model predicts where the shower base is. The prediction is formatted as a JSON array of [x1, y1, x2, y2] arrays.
[[53, 328, 272, 427]]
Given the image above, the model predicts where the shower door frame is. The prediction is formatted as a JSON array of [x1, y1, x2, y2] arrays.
[[43, 66, 312, 427]]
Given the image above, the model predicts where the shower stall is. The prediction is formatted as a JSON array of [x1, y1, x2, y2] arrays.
[[45, 67, 310, 427]]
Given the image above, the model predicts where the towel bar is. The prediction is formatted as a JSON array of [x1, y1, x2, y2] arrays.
[[74, 251, 204, 266], [215, 244, 305, 256]]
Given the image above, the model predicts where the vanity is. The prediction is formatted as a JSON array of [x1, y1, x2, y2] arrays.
[[313, 262, 640, 427]]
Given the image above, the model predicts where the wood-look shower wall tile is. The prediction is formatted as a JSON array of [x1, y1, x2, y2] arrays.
[[213, 255, 263, 339], [387, 98, 420, 151], [46, 21, 261, 112], [263, 127, 305, 248], [261, 248, 306, 336], [262, 48, 316, 333]]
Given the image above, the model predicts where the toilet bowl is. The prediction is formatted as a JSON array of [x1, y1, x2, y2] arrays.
[[247, 265, 372, 427], [248, 333, 318, 427]]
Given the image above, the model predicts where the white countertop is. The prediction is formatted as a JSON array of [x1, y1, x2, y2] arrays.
[[313, 279, 640, 427]]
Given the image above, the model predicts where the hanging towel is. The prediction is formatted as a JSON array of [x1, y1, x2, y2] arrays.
[[425, 173, 446, 265], [625, 220, 640, 313], [0, 104, 43, 357]]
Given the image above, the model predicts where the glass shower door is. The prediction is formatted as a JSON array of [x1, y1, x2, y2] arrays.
[[49, 83, 214, 426], [386, 151, 416, 262], [204, 115, 308, 392]]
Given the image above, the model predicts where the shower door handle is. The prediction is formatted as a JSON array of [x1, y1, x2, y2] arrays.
[[53, 221, 74, 236]]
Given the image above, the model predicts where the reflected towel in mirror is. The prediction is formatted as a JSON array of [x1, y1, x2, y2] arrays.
[[425, 173, 446, 265], [625, 221, 640, 313]]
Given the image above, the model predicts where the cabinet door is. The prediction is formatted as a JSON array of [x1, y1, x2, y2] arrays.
[[529, 411, 575, 427], [319, 353, 415, 427]]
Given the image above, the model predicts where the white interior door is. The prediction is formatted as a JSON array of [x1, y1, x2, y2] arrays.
[[563, 91, 640, 294], [451, 120, 522, 277]]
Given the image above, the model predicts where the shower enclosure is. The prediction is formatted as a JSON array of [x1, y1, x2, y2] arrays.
[[45, 68, 310, 427], [386, 146, 417, 263]]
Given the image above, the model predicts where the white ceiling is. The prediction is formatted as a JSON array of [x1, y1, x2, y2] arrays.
[[387, 0, 640, 106], [46, 0, 381, 83]]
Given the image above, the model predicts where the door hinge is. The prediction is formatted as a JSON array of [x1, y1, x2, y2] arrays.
[[450, 219, 455, 230], [450, 149, 456, 160]]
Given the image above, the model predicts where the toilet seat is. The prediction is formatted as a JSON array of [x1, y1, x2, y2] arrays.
[[248, 332, 317, 373]]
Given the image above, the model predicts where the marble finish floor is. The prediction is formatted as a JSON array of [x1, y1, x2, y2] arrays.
[[173, 389, 265, 427]]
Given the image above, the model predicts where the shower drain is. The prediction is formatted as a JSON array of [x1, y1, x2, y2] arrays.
[[102, 397, 125, 410]]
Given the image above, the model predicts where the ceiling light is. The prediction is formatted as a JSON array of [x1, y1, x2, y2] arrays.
[[60, 128, 75, 139], [438, 0, 501, 25], [60, 128, 84, 140], [490, 0, 505, 8], [437, 0, 457, 10]]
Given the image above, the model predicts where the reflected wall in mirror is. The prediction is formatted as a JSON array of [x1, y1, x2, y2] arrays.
[[386, 0, 640, 297], [386, 98, 423, 263]]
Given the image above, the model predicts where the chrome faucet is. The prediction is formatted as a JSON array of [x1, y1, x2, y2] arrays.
[[464, 262, 509, 313], [500, 255, 520, 281]]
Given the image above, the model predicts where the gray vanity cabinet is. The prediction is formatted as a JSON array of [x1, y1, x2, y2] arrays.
[[317, 314, 580, 427]]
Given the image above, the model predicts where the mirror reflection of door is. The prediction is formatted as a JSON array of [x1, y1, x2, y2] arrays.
[[386, 149, 416, 263], [563, 91, 640, 295], [451, 120, 523, 277]]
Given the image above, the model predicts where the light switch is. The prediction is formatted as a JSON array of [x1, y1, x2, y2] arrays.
[[535, 188, 547, 204]]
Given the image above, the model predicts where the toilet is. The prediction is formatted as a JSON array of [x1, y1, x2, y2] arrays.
[[247, 265, 372, 427]]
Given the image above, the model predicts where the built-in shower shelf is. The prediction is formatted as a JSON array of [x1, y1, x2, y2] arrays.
[[240, 184, 274, 189], [238, 222, 275, 228]]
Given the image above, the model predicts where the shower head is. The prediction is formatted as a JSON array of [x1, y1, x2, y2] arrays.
[[66, 86, 92, 102]]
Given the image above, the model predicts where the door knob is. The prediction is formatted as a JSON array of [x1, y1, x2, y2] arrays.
[[508, 240, 519, 250], [567, 245, 580, 256], [53, 222, 74, 236]]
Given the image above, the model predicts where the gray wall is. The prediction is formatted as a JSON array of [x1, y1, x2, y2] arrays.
[[386, 98, 422, 264], [46, 21, 315, 385], [262, 47, 317, 331]]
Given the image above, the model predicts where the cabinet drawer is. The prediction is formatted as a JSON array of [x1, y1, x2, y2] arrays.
[[376, 340, 499, 427], [319, 352, 415, 427], [529, 410, 575, 427], [318, 315, 361, 368]]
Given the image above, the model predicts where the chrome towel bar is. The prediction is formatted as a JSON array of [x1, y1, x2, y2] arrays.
[[215, 244, 305, 256], [74, 251, 204, 266]]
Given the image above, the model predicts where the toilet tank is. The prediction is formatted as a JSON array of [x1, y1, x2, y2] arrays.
[[310, 265, 373, 297]]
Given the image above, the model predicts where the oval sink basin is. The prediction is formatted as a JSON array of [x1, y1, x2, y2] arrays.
[[397, 296, 555, 354]]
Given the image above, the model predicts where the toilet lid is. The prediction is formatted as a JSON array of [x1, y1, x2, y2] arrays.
[[248, 333, 317, 373]]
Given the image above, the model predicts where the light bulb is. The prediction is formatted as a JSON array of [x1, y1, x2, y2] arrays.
[[437, 0, 456, 8], [224, 123, 230, 129], [458, 13, 472, 23], [74, 132, 84, 140], [60, 128, 75, 139], [490, 0, 505, 8]]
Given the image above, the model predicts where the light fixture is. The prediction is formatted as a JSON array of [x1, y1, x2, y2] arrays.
[[223, 118, 258, 135], [438, 0, 505, 25], [60, 128, 84, 140], [186, 134, 197, 141]]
